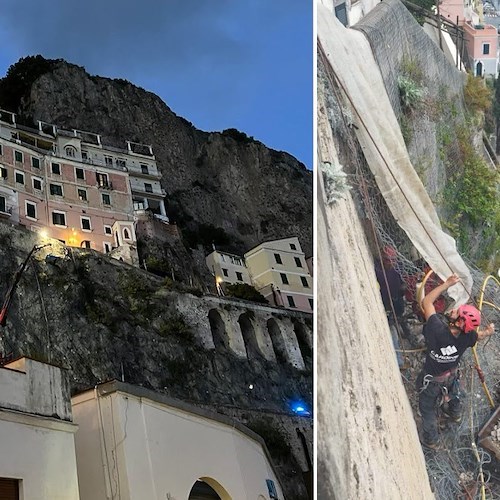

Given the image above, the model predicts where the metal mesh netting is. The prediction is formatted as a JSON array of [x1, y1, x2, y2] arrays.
[[318, 10, 500, 497]]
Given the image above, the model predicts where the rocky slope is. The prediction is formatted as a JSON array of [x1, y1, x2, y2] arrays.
[[0, 56, 312, 257]]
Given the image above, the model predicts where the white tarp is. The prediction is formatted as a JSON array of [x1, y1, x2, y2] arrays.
[[318, 4, 473, 305]]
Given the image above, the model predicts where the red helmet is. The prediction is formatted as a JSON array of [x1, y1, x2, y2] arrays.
[[457, 304, 481, 333]]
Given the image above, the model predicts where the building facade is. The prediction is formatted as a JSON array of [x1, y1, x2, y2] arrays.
[[206, 249, 252, 286], [244, 237, 314, 313], [0, 110, 169, 262], [0, 357, 80, 500], [72, 381, 284, 500]]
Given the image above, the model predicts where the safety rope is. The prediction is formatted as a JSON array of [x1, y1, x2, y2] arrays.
[[469, 367, 487, 500]]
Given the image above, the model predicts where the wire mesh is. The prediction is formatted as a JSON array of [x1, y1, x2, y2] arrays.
[[319, 13, 500, 495]]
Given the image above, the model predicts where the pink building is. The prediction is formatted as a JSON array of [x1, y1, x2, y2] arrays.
[[438, 0, 498, 77], [462, 21, 498, 76], [0, 111, 142, 259]]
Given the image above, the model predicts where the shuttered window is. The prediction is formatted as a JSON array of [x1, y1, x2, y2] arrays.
[[0, 478, 19, 499]]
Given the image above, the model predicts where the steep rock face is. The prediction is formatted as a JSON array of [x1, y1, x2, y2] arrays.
[[0, 221, 312, 499], [15, 60, 312, 256]]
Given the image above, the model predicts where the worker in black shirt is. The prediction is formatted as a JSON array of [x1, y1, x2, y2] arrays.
[[418, 274, 495, 450]]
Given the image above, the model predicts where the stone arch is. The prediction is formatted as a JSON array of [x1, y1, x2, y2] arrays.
[[208, 309, 228, 349], [267, 318, 288, 364], [293, 320, 312, 370], [188, 477, 231, 499], [238, 312, 261, 360]]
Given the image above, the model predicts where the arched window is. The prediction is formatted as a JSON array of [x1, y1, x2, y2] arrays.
[[65, 145, 76, 158], [188, 477, 230, 500], [123, 228, 130, 240]]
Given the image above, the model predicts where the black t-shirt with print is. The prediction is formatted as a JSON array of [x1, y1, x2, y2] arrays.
[[423, 314, 478, 376]]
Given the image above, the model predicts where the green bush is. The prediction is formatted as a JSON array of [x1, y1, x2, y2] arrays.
[[398, 75, 425, 110], [157, 314, 192, 340], [225, 283, 268, 304], [464, 73, 492, 114]]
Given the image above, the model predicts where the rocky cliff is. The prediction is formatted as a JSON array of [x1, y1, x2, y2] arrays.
[[0, 56, 312, 258], [0, 221, 312, 499]]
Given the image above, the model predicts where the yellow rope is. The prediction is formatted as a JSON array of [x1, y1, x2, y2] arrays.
[[473, 274, 499, 409]]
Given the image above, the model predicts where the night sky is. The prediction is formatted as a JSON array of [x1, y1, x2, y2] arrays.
[[0, 0, 313, 167]]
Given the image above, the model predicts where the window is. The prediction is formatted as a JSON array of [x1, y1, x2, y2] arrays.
[[116, 159, 126, 168], [144, 183, 153, 193], [104, 156, 113, 166], [301, 276, 309, 287], [81, 217, 91, 231], [51, 162, 61, 175], [308, 298, 314, 310], [81, 151, 89, 161], [32, 177, 42, 191], [104, 242, 112, 253], [123, 228, 131, 240], [52, 211, 66, 226], [50, 183, 63, 196], [26, 201, 37, 220], [0, 196, 6, 213], [222, 268, 228, 277], [274, 253, 283, 264], [31, 157, 40, 168], [96, 172, 109, 188], [14, 150, 23, 162], [0, 144, 3, 155], [65, 145, 76, 157], [75, 167, 85, 180], [280, 273, 289, 285], [15, 171, 24, 185], [236, 271, 243, 281], [290, 243, 297, 250], [78, 188, 87, 201], [141, 164, 149, 174], [81, 240, 91, 249], [104, 225, 112, 235], [0, 167, 7, 179], [483, 43, 490, 55], [287, 296, 296, 308], [294, 257, 303, 267], [102, 193, 111, 205]]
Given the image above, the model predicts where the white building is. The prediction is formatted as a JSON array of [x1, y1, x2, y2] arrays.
[[206, 249, 252, 286], [72, 381, 284, 500], [0, 357, 80, 500]]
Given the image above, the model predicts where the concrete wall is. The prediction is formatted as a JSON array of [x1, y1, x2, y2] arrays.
[[72, 384, 284, 500], [0, 415, 79, 500], [1, 358, 71, 420], [0, 357, 79, 500]]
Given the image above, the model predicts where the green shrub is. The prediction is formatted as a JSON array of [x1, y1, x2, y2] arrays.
[[464, 73, 492, 114], [157, 314, 192, 340], [398, 75, 425, 110], [225, 283, 268, 304]]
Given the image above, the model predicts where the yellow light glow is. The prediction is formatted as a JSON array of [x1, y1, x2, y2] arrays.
[[39, 229, 48, 239], [216, 277, 223, 284]]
